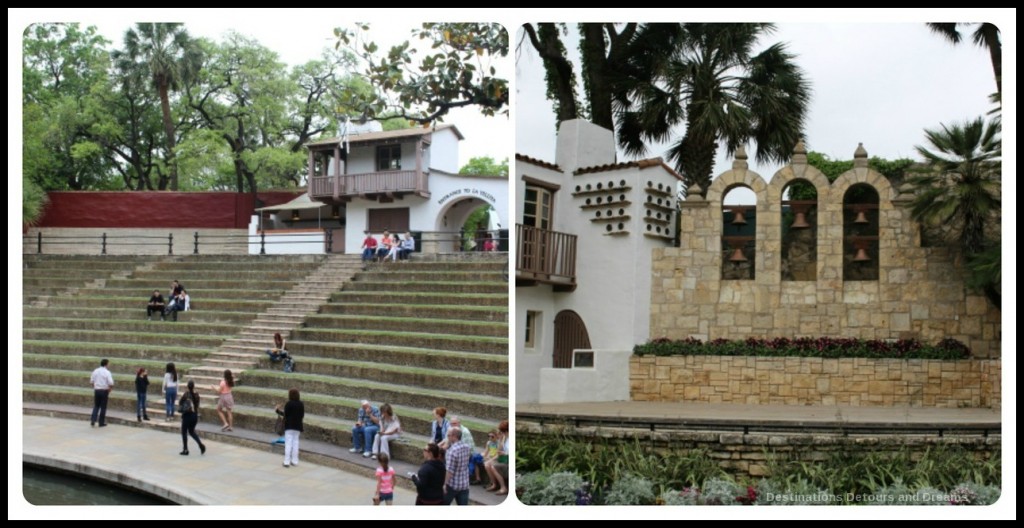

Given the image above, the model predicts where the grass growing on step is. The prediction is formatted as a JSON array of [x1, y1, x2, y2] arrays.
[[23, 354, 198, 373], [263, 356, 508, 384], [241, 370, 508, 406], [292, 328, 506, 344], [228, 388, 495, 432], [23, 340, 213, 358], [305, 314, 508, 328]]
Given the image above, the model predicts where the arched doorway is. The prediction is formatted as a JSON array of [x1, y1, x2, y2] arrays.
[[553, 310, 591, 369], [435, 197, 503, 252]]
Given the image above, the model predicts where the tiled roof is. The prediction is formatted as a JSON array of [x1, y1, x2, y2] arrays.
[[306, 123, 463, 147], [515, 153, 562, 172], [573, 158, 684, 181]]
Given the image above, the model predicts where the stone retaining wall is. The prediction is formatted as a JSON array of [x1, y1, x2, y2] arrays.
[[630, 355, 1000, 408], [517, 423, 1000, 478]]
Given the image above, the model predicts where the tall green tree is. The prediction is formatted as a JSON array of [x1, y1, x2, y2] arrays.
[[907, 117, 1001, 308], [115, 23, 203, 190], [23, 23, 112, 191], [927, 23, 1001, 96], [520, 23, 681, 130], [334, 23, 507, 124], [458, 156, 509, 177], [620, 24, 810, 196]]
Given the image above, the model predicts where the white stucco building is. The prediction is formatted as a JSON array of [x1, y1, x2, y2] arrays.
[[260, 124, 507, 254], [515, 119, 683, 404]]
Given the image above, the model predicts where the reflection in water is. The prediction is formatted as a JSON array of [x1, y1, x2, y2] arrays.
[[23, 465, 171, 505]]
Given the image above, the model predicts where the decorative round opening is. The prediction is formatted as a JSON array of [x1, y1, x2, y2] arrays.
[[606, 224, 613, 232], [575, 185, 581, 192], [617, 222, 624, 231], [646, 224, 652, 232], [586, 183, 592, 191], [596, 182, 603, 190], [585, 198, 592, 206]]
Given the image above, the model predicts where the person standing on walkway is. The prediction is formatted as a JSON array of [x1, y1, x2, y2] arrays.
[[89, 359, 114, 427], [134, 367, 150, 422], [443, 427, 471, 505], [411, 443, 446, 505], [215, 370, 234, 432], [179, 380, 205, 456], [276, 388, 304, 467], [162, 363, 178, 421], [374, 453, 396, 505]]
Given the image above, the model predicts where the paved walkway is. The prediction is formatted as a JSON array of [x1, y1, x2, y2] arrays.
[[23, 414, 491, 506], [517, 401, 1001, 430]]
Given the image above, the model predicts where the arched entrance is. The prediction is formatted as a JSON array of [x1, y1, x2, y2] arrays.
[[434, 197, 503, 252], [553, 310, 591, 369]]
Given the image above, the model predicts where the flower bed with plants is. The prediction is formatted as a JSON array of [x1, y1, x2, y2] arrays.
[[516, 434, 1001, 506], [634, 336, 971, 359]]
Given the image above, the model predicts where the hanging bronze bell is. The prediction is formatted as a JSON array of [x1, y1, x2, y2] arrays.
[[729, 247, 748, 263], [791, 210, 810, 229], [853, 247, 870, 262], [730, 209, 748, 225], [853, 208, 869, 225]]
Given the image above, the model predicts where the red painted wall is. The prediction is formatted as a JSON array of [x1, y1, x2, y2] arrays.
[[36, 191, 303, 229]]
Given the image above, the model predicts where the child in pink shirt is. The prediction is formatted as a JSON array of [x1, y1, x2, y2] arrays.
[[374, 453, 396, 505]]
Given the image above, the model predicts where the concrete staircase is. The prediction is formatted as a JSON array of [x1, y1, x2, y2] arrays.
[[185, 254, 364, 390]]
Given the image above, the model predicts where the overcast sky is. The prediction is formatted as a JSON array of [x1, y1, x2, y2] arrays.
[[516, 22, 1003, 185]]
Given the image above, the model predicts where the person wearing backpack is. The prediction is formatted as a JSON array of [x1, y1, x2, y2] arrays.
[[179, 380, 206, 456]]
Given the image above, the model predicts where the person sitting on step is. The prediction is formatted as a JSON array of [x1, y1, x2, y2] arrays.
[[266, 332, 289, 362], [147, 290, 166, 320]]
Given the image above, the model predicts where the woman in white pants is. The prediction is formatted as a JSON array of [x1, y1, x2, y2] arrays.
[[371, 403, 402, 458], [276, 388, 304, 467]]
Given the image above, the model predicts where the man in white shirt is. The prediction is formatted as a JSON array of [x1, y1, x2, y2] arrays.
[[90, 359, 115, 427]]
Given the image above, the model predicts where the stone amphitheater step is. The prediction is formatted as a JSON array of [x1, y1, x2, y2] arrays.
[[318, 303, 507, 322], [23, 355, 199, 378], [249, 355, 506, 398], [241, 371, 507, 422], [23, 383, 218, 410], [229, 386, 495, 437], [301, 314, 507, 338], [23, 340, 211, 363], [23, 317, 244, 336], [363, 271, 507, 282], [128, 270, 320, 281], [343, 280, 506, 294], [331, 291, 506, 306], [75, 287, 291, 300], [284, 341, 508, 376], [23, 306, 261, 325], [102, 278, 303, 290], [288, 328, 506, 355], [24, 328, 229, 349], [44, 296, 274, 312]]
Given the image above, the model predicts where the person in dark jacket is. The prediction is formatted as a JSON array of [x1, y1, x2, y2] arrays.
[[135, 367, 150, 422], [179, 380, 206, 456], [146, 291, 166, 320], [276, 388, 305, 467], [411, 442, 446, 505]]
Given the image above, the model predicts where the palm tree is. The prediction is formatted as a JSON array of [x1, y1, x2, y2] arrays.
[[617, 24, 811, 196], [908, 117, 1001, 307], [927, 23, 1001, 96], [115, 23, 202, 190]]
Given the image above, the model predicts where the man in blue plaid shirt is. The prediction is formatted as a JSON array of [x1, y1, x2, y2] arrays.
[[349, 399, 381, 458], [443, 427, 471, 505]]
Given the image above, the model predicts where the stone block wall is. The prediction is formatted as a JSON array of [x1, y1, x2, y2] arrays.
[[630, 355, 1001, 408], [651, 146, 1001, 358]]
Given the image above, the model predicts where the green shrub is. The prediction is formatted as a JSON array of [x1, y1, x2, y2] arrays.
[[603, 474, 657, 505], [517, 471, 583, 506], [634, 336, 971, 359]]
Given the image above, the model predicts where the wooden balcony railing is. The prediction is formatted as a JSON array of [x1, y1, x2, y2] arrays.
[[309, 170, 425, 199], [516, 223, 577, 290]]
